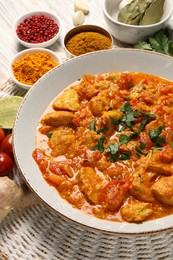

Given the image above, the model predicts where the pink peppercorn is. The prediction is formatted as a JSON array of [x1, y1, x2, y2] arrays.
[[16, 14, 59, 43]]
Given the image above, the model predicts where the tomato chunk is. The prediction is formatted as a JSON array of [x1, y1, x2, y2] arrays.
[[98, 180, 130, 212]]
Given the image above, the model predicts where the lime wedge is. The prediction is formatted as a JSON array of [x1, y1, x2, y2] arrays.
[[0, 96, 23, 129]]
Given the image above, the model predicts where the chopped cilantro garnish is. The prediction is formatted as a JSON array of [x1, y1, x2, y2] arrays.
[[120, 101, 137, 129], [170, 144, 173, 150], [138, 174, 144, 183], [119, 151, 131, 160], [105, 142, 120, 154], [131, 114, 148, 137], [149, 126, 166, 147], [141, 111, 156, 119], [90, 121, 109, 133], [90, 121, 96, 131], [96, 127, 109, 134], [92, 135, 106, 153], [135, 146, 148, 156], [139, 142, 146, 150], [46, 132, 52, 138], [119, 134, 131, 144], [111, 117, 120, 126]]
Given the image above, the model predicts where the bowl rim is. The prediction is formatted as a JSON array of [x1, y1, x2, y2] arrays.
[[13, 48, 173, 235], [9, 47, 62, 90], [13, 10, 62, 48], [103, 0, 173, 28]]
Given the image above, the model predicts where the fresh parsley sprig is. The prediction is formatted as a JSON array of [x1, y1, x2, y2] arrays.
[[134, 28, 173, 56]]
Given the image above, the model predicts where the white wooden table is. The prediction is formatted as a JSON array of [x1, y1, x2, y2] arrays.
[[1, 1, 173, 259]]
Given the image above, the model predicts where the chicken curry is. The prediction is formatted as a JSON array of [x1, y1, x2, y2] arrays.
[[32, 72, 173, 223]]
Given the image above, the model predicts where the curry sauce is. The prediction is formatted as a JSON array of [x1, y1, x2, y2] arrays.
[[32, 72, 173, 223]]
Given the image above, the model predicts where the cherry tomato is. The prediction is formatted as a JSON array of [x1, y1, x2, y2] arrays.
[[0, 128, 5, 146], [0, 152, 14, 176], [1, 133, 13, 157]]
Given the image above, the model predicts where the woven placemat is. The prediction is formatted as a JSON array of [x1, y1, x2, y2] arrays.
[[1, 53, 173, 259]]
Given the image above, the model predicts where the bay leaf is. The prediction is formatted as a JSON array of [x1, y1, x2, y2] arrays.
[[118, 0, 143, 25], [118, 0, 164, 26], [139, 0, 165, 25]]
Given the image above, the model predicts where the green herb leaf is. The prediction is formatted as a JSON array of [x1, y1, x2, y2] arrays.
[[135, 146, 148, 156], [105, 142, 120, 154], [139, 142, 146, 150], [92, 135, 106, 153], [90, 121, 96, 131], [141, 111, 156, 119], [131, 114, 148, 137], [120, 101, 136, 129], [46, 132, 52, 138], [149, 126, 162, 140], [111, 117, 120, 126], [149, 126, 166, 147], [134, 41, 153, 50], [134, 28, 173, 57], [138, 174, 144, 183], [119, 134, 131, 144], [119, 151, 131, 160], [96, 127, 109, 134]]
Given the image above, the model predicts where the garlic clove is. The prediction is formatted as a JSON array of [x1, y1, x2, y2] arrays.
[[73, 11, 85, 26], [74, 0, 89, 15]]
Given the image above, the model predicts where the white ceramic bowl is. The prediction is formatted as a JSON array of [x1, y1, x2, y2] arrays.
[[13, 49, 173, 235], [9, 48, 62, 91], [13, 10, 61, 48], [103, 0, 173, 44]]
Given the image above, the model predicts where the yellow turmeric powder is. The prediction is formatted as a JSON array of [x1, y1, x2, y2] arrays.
[[65, 31, 112, 56], [12, 52, 59, 85]]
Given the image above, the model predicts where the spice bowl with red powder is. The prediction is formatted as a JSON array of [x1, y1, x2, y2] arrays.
[[13, 11, 61, 48], [9, 48, 62, 90]]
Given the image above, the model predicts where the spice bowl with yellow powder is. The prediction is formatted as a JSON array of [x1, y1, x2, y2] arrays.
[[64, 24, 113, 57], [9, 48, 62, 90]]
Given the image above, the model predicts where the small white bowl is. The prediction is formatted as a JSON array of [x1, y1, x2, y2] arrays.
[[9, 48, 62, 90], [103, 0, 173, 44], [13, 10, 61, 48]]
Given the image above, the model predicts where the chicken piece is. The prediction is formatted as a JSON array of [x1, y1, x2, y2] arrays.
[[151, 176, 173, 206], [48, 128, 75, 157], [40, 111, 75, 127], [78, 167, 106, 204], [78, 130, 100, 149], [90, 95, 110, 117], [75, 75, 99, 100], [38, 125, 54, 135], [121, 202, 153, 223], [53, 89, 80, 111], [147, 150, 173, 176], [100, 110, 123, 126], [130, 175, 155, 202]]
